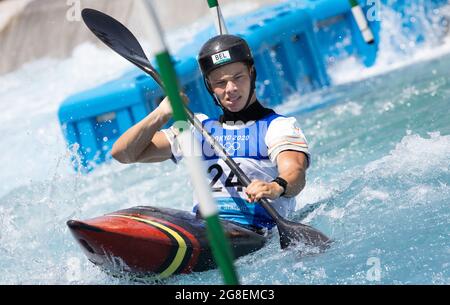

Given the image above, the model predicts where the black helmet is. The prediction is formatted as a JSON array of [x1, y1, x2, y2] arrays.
[[198, 34, 254, 76]]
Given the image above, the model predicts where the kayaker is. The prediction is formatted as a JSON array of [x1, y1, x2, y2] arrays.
[[111, 34, 311, 235]]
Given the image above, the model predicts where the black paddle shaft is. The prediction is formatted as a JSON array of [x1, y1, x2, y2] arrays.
[[81, 8, 331, 249]]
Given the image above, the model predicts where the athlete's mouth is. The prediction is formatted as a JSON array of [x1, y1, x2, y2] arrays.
[[227, 96, 241, 103]]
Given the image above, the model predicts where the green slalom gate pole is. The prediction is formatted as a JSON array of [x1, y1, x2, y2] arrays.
[[207, 0, 229, 35], [348, 0, 375, 44], [143, 0, 239, 285]]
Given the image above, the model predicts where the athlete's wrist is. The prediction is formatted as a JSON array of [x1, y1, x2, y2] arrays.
[[271, 177, 288, 197], [270, 182, 284, 198], [155, 106, 172, 121]]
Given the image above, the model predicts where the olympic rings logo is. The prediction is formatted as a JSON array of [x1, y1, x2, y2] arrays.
[[223, 142, 241, 154]]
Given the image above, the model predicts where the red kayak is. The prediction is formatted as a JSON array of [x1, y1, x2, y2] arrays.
[[67, 206, 266, 277]]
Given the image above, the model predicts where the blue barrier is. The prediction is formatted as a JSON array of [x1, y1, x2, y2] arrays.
[[302, 0, 380, 67], [58, 71, 163, 171], [59, 0, 446, 172]]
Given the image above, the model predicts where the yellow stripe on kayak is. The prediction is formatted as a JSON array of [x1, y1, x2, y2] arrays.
[[109, 214, 187, 278]]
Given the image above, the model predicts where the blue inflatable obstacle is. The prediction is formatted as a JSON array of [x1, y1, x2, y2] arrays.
[[59, 71, 164, 171], [58, 0, 382, 173], [303, 0, 380, 67]]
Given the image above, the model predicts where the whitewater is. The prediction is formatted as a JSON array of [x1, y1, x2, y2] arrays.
[[0, 4, 449, 284]]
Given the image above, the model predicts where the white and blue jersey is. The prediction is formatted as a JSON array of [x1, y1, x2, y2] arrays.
[[162, 112, 310, 230]]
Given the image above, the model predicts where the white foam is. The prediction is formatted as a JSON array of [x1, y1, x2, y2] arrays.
[[0, 43, 130, 197], [333, 101, 363, 116], [360, 187, 390, 202], [329, 5, 450, 85], [327, 207, 346, 219], [364, 132, 450, 178], [296, 178, 337, 208]]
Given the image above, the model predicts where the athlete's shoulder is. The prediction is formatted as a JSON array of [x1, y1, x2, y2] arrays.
[[268, 115, 302, 129], [251, 109, 282, 125], [264, 114, 310, 165], [265, 115, 309, 150]]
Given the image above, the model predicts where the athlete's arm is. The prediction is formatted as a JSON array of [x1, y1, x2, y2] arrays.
[[111, 96, 174, 164], [273, 150, 307, 197]]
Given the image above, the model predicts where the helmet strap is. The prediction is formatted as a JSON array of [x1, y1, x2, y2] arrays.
[[241, 65, 257, 111], [203, 77, 225, 109]]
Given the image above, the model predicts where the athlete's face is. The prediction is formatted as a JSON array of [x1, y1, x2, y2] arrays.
[[208, 62, 255, 113]]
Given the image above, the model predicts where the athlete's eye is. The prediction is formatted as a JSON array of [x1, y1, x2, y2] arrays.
[[214, 81, 226, 86]]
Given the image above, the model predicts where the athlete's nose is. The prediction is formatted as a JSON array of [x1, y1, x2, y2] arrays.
[[225, 80, 238, 95]]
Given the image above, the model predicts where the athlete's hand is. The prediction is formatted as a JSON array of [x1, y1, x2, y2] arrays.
[[157, 93, 190, 118], [245, 179, 284, 203]]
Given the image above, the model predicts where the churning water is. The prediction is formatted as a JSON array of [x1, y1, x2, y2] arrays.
[[0, 7, 449, 284]]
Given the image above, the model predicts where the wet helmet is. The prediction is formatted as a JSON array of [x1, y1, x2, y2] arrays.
[[198, 34, 254, 76], [197, 34, 256, 110]]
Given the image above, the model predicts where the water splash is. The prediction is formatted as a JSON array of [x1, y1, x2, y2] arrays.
[[1, 3, 450, 284], [329, 3, 450, 84]]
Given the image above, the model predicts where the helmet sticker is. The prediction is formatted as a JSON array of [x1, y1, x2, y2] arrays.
[[211, 50, 231, 65]]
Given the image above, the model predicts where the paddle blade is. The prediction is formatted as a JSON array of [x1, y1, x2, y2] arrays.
[[82, 9, 148, 66], [81, 8, 164, 87], [278, 219, 331, 250]]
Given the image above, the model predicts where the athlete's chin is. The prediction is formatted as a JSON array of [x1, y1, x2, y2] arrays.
[[224, 98, 245, 112], [225, 105, 245, 112]]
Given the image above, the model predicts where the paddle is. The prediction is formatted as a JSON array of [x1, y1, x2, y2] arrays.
[[81, 8, 331, 250]]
